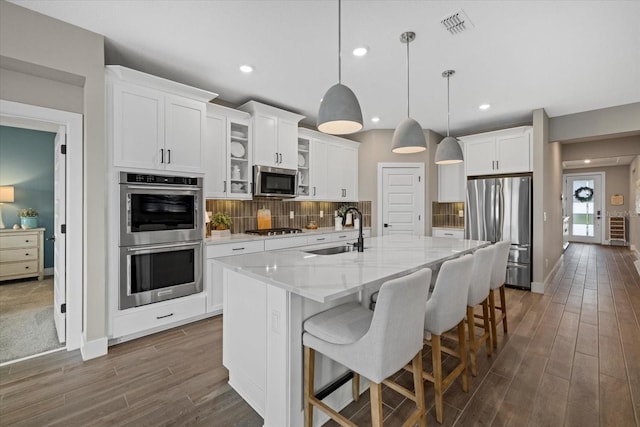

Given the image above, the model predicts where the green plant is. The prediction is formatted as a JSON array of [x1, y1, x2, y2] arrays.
[[18, 208, 38, 217], [211, 212, 232, 230]]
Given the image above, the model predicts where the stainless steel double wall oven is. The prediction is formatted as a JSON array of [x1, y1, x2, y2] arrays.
[[119, 172, 203, 309]]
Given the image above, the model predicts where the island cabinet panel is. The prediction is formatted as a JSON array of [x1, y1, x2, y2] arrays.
[[461, 126, 532, 176]]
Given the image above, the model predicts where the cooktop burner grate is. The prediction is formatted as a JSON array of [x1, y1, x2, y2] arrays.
[[245, 228, 303, 236]]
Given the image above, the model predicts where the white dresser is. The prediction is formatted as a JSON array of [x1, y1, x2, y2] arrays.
[[0, 228, 45, 281]]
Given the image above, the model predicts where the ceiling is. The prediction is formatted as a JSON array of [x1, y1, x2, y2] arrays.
[[563, 155, 636, 170], [8, 1, 640, 137]]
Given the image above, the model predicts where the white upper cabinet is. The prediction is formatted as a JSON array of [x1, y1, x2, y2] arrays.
[[460, 126, 532, 176], [107, 66, 216, 174], [438, 163, 465, 203], [326, 140, 359, 201], [238, 101, 304, 170], [297, 129, 329, 200], [204, 104, 252, 199]]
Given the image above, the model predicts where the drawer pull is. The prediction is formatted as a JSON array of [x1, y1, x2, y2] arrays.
[[232, 247, 245, 251], [156, 313, 174, 320], [444, 233, 453, 236], [316, 238, 326, 241], [338, 235, 347, 238]]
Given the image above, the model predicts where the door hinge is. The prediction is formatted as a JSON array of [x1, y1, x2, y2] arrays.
[[61, 303, 66, 314], [61, 144, 67, 155], [61, 224, 66, 234]]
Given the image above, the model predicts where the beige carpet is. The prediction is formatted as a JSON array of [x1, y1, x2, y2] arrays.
[[0, 277, 64, 363]]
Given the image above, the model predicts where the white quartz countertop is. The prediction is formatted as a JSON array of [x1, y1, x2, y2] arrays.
[[214, 234, 489, 303]]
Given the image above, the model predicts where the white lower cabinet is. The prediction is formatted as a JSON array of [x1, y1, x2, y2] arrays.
[[432, 228, 464, 239], [111, 293, 206, 338]]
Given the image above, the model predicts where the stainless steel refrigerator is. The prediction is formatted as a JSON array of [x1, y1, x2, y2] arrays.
[[466, 175, 532, 289]]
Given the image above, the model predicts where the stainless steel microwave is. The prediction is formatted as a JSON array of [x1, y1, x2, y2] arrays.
[[253, 165, 298, 198]]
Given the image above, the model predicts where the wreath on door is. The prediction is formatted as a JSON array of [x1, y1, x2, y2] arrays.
[[574, 186, 594, 202]]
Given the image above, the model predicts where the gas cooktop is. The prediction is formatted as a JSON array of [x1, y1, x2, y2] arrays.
[[245, 228, 303, 236]]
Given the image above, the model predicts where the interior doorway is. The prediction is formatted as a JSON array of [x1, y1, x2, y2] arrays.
[[0, 100, 83, 362], [564, 172, 605, 244], [377, 163, 425, 236]]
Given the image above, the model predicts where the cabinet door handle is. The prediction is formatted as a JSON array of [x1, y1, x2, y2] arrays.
[[167, 149, 171, 164], [496, 160, 498, 170], [223, 180, 227, 192], [275, 152, 279, 164], [156, 313, 174, 320], [491, 160, 494, 170], [160, 148, 164, 164], [313, 186, 316, 196], [279, 153, 283, 164]]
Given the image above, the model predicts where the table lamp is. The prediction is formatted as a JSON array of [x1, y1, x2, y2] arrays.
[[0, 186, 15, 229]]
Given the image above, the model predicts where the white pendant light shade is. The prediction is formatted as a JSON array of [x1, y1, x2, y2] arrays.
[[435, 136, 463, 164], [317, 83, 363, 135], [392, 117, 426, 153], [435, 69, 463, 164]]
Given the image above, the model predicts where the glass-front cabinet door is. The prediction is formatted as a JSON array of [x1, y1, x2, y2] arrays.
[[297, 136, 310, 198], [228, 120, 252, 198]]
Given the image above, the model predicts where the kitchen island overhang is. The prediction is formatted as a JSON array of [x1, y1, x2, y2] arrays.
[[215, 235, 489, 427]]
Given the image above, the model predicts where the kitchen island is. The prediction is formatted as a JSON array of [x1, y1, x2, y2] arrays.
[[215, 234, 488, 427]]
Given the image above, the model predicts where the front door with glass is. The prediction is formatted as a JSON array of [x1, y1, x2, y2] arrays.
[[564, 173, 603, 244]]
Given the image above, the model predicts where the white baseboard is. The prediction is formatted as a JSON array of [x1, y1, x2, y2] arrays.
[[631, 244, 639, 258], [80, 335, 108, 361], [532, 254, 564, 295], [44, 267, 54, 276], [531, 282, 545, 294]]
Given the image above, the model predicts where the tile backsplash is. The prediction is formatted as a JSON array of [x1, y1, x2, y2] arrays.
[[432, 202, 465, 228], [205, 199, 371, 233]]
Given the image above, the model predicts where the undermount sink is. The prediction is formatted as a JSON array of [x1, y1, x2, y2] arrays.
[[304, 245, 359, 255]]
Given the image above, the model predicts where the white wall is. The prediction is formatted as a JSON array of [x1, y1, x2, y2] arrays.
[[0, 0, 107, 346]]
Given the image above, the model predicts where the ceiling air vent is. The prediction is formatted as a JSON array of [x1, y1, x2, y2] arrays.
[[441, 9, 474, 35]]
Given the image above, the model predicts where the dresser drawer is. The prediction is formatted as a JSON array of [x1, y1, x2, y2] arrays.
[[206, 240, 265, 258], [112, 293, 206, 338], [0, 261, 39, 277], [0, 233, 39, 249], [0, 248, 38, 263], [307, 234, 332, 244]]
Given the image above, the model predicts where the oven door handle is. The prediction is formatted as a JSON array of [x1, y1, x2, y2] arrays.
[[124, 185, 200, 192], [127, 242, 201, 252]]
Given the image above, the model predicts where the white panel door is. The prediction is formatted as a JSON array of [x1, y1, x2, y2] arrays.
[[252, 114, 278, 167], [204, 113, 227, 198], [309, 139, 327, 199], [496, 132, 531, 173], [464, 137, 496, 176], [276, 118, 298, 170], [165, 95, 205, 173], [54, 126, 66, 344], [565, 173, 603, 244], [381, 166, 424, 236]]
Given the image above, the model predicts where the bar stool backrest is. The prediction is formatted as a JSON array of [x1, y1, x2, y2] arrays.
[[468, 245, 497, 307], [425, 255, 474, 335], [491, 240, 511, 290]]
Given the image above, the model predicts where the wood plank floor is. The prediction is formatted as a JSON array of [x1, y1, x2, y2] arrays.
[[1, 243, 638, 426]]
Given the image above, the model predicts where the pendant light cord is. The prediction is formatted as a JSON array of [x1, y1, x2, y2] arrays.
[[446, 74, 450, 136], [338, 0, 342, 84], [406, 36, 410, 117]]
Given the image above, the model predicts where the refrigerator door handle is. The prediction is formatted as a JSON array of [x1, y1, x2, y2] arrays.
[[496, 181, 504, 242]]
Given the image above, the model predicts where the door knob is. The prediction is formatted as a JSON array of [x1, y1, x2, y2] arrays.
[[384, 223, 390, 228]]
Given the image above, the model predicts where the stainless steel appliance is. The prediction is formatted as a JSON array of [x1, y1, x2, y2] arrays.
[[253, 165, 298, 198], [119, 172, 203, 309], [466, 175, 532, 289], [245, 227, 302, 236], [120, 172, 202, 246], [119, 241, 203, 309]]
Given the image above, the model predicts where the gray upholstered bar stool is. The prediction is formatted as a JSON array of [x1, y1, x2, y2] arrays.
[[489, 240, 511, 348], [466, 245, 496, 376], [420, 254, 474, 424], [303, 268, 432, 427]]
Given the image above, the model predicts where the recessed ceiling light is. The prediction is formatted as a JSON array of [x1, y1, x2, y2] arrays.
[[239, 65, 253, 73], [584, 159, 591, 164], [371, 116, 380, 123], [353, 46, 368, 57], [479, 104, 491, 110]]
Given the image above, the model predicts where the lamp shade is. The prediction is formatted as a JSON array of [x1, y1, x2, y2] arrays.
[[391, 117, 427, 154], [317, 83, 363, 135], [435, 136, 464, 164], [0, 186, 14, 203]]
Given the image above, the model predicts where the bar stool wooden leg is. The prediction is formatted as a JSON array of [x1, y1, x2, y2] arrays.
[[370, 382, 383, 427], [432, 334, 444, 423], [457, 320, 469, 392], [482, 299, 492, 357], [352, 373, 360, 402], [411, 352, 427, 427], [489, 289, 499, 349], [304, 346, 315, 427], [466, 306, 478, 377], [500, 285, 508, 333]]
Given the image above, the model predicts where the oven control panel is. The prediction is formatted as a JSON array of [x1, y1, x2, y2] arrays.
[[122, 173, 200, 186]]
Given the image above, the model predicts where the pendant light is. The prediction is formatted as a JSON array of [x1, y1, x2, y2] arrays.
[[391, 32, 426, 154], [435, 70, 464, 164], [317, 0, 363, 135]]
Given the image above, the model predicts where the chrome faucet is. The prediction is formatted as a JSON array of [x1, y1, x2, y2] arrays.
[[344, 206, 364, 252]]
